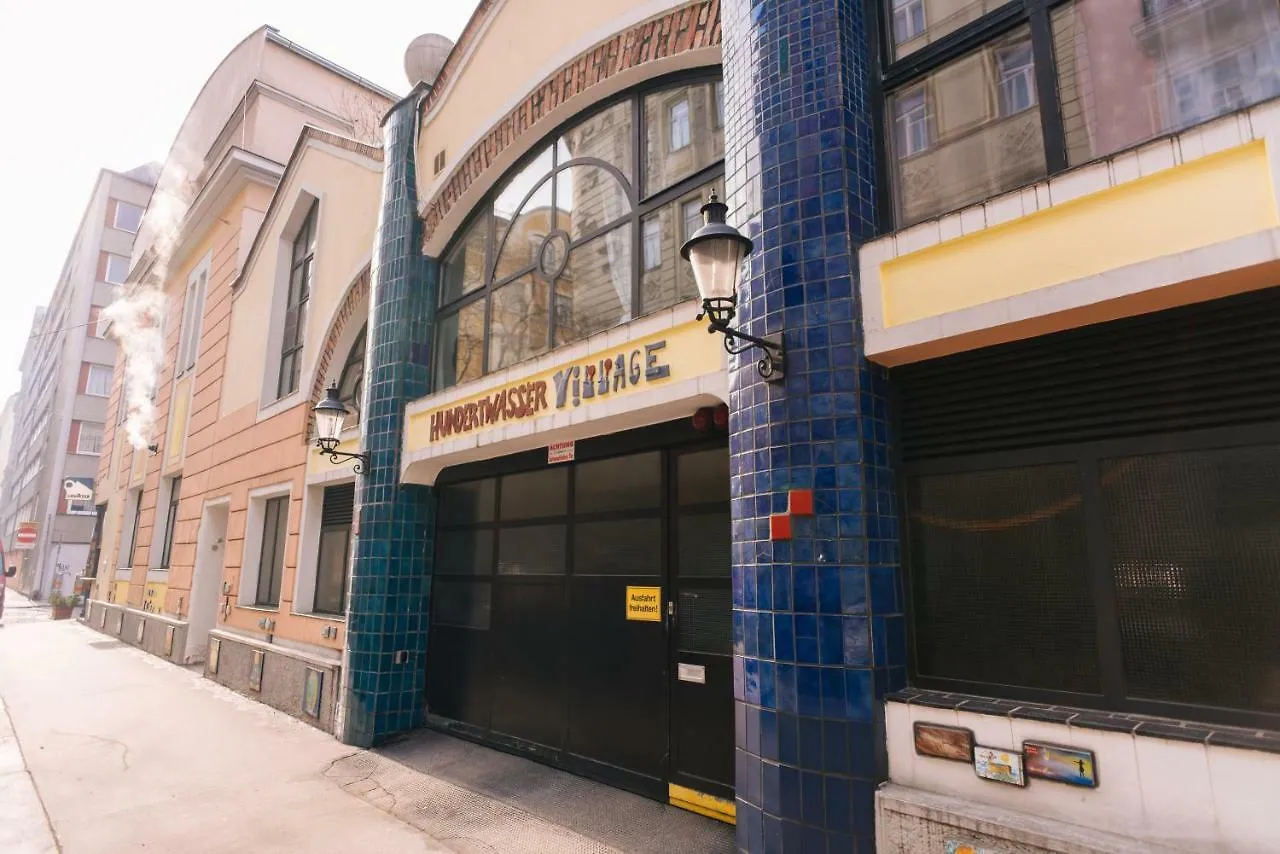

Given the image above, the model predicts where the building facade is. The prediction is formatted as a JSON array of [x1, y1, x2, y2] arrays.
[[80, 1, 1280, 851], [0, 165, 157, 599], [85, 27, 393, 730]]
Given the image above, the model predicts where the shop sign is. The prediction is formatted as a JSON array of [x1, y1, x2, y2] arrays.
[[428, 341, 671, 442], [63, 478, 96, 515], [625, 586, 662, 622], [547, 440, 575, 464], [14, 522, 37, 550]]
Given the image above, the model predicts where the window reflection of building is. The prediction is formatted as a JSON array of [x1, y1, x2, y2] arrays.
[[336, 325, 365, 423], [1055, 0, 1280, 165], [432, 77, 725, 393], [889, 27, 1046, 226]]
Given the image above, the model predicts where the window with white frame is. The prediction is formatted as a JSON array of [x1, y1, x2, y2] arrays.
[[996, 41, 1037, 117], [76, 422, 103, 455], [177, 263, 208, 375], [669, 99, 691, 150], [245, 492, 290, 607], [89, 306, 110, 338], [157, 476, 181, 569], [893, 0, 926, 45], [111, 200, 145, 233], [642, 218, 662, 271], [277, 201, 318, 399], [103, 253, 130, 285], [121, 488, 142, 568], [84, 364, 113, 397], [895, 86, 930, 156], [313, 483, 355, 614]]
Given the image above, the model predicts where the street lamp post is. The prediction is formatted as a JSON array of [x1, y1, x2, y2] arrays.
[[680, 191, 785, 382], [311, 382, 369, 474]]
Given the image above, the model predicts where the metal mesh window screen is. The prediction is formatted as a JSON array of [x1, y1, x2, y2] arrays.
[[679, 588, 732, 656], [907, 464, 1101, 694], [1102, 446, 1280, 714]]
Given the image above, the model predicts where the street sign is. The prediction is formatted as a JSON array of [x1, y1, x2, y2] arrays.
[[14, 522, 37, 550]]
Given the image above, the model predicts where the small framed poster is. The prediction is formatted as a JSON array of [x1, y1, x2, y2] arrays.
[[249, 650, 265, 692], [973, 745, 1026, 787], [303, 668, 323, 718], [164, 625, 175, 657], [913, 722, 974, 762], [1024, 741, 1098, 788], [208, 638, 221, 675], [135, 619, 146, 644]]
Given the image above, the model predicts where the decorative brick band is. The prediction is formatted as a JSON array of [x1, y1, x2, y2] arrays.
[[421, 0, 721, 247], [305, 267, 370, 442]]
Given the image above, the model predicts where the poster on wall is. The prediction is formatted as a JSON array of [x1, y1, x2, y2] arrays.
[[249, 650, 265, 692], [303, 668, 323, 718], [973, 746, 1026, 786], [913, 722, 974, 762], [1024, 741, 1098, 788]]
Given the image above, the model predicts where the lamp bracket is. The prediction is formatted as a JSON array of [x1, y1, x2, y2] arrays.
[[701, 300, 786, 383], [315, 437, 369, 474]]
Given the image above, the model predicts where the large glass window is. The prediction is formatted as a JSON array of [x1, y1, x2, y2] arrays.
[[256, 496, 288, 607], [884, 0, 1280, 227], [888, 27, 1045, 226], [1053, 0, 1280, 166], [433, 76, 724, 392]]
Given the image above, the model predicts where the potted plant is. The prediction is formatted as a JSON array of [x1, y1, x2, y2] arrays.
[[49, 592, 80, 620]]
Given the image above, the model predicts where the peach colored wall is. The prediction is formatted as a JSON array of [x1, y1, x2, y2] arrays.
[[222, 142, 381, 416]]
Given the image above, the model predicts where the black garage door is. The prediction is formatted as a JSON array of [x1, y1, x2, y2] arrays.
[[425, 422, 732, 800]]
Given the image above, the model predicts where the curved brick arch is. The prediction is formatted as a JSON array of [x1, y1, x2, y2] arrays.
[[421, 0, 721, 246], [305, 266, 370, 442]]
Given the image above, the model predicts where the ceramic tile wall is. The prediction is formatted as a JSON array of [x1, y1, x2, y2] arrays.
[[342, 90, 438, 747], [720, 0, 905, 850]]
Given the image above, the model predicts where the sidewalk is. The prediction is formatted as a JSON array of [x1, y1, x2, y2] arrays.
[[0, 613, 449, 853]]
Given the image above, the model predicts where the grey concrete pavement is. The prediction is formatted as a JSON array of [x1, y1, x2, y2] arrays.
[[0, 595, 451, 854]]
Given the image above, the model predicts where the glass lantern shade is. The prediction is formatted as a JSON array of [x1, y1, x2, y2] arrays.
[[313, 383, 349, 443], [685, 236, 748, 302], [679, 192, 753, 307]]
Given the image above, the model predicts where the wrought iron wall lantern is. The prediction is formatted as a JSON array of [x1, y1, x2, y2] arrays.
[[312, 382, 369, 474], [680, 191, 785, 382]]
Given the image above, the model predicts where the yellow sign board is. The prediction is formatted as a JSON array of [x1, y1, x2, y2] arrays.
[[626, 586, 662, 622]]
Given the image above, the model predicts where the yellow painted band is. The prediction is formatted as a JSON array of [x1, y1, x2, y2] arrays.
[[668, 783, 736, 824]]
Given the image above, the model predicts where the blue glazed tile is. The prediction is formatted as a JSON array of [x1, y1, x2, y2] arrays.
[[793, 567, 817, 612], [797, 665, 822, 717], [761, 709, 779, 761], [869, 566, 898, 613], [801, 771, 825, 827], [825, 776, 851, 835], [774, 614, 796, 662], [738, 749, 762, 808], [776, 662, 798, 712], [818, 567, 842, 613], [773, 567, 793, 611], [821, 666, 846, 719], [746, 705, 762, 756], [844, 669, 875, 722], [843, 616, 871, 667], [778, 711, 800, 765], [760, 660, 777, 708], [840, 567, 867, 614], [763, 814, 784, 854], [819, 615, 844, 665], [745, 657, 761, 705], [762, 761, 782, 814]]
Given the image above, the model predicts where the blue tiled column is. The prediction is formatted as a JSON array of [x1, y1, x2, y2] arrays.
[[721, 1, 906, 851], [341, 89, 438, 747]]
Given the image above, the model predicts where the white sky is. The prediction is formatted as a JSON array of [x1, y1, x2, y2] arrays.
[[0, 0, 478, 403]]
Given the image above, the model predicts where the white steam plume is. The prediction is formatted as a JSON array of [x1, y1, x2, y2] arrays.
[[104, 161, 191, 450], [104, 289, 167, 450]]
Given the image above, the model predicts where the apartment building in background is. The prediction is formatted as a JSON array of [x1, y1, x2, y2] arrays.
[[0, 165, 158, 599], [86, 27, 392, 725]]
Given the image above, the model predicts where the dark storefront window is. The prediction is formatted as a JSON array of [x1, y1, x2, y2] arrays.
[[880, 0, 1280, 227], [433, 75, 724, 392], [897, 287, 1280, 728], [314, 483, 354, 615]]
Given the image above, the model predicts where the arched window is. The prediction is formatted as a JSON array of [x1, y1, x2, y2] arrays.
[[433, 74, 725, 392], [337, 324, 365, 422]]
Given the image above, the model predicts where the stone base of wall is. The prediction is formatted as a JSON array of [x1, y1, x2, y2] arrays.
[[83, 600, 188, 665], [205, 630, 341, 734], [876, 785, 1178, 854]]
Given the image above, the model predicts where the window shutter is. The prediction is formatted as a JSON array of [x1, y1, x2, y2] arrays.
[[893, 287, 1280, 461], [321, 483, 356, 527]]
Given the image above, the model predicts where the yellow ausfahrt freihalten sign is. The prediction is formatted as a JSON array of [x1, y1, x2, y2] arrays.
[[626, 586, 662, 622]]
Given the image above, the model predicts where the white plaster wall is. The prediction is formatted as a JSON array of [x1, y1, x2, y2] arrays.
[[886, 701, 1280, 852]]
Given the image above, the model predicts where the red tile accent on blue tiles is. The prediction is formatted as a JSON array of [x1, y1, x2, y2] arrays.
[[769, 513, 793, 541], [788, 488, 814, 516]]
